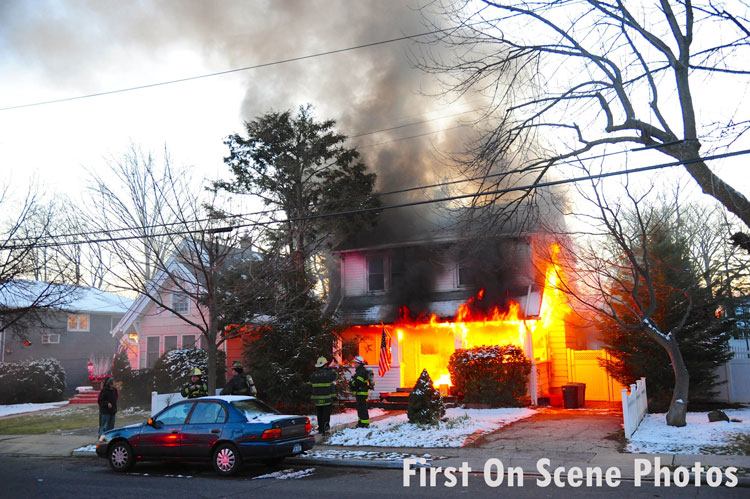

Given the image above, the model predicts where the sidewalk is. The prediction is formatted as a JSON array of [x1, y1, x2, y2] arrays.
[[2, 407, 749, 486]]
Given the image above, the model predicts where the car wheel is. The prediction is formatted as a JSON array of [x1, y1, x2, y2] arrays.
[[108, 440, 135, 472], [263, 457, 285, 467], [213, 443, 241, 476]]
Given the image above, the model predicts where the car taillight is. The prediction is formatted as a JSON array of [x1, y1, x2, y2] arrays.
[[261, 428, 282, 440], [305, 417, 312, 435]]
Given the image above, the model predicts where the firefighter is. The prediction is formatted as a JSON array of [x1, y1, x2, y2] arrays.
[[181, 368, 208, 399], [350, 356, 374, 428], [310, 356, 337, 436], [222, 361, 257, 396]]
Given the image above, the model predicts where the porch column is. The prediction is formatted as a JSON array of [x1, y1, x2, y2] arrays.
[[523, 322, 538, 405]]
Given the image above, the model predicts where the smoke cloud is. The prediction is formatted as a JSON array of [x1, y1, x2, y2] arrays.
[[1, 0, 472, 200]]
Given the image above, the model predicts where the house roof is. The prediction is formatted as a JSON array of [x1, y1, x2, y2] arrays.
[[337, 287, 543, 325], [0, 280, 133, 314]]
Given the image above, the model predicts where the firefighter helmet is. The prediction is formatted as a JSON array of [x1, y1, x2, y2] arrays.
[[353, 356, 365, 365], [191, 368, 202, 376], [315, 356, 328, 368], [231, 361, 243, 372]]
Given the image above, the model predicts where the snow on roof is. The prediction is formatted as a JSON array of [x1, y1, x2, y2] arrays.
[[0, 280, 133, 314]]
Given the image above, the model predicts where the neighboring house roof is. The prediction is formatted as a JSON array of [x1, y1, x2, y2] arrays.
[[110, 241, 261, 339], [0, 280, 133, 314], [110, 257, 196, 339]]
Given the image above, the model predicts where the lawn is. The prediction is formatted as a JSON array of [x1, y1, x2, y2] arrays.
[[0, 405, 150, 434]]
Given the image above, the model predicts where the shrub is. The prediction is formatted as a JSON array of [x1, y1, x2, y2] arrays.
[[448, 345, 531, 407], [111, 350, 152, 407], [0, 358, 66, 404], [407, 369, 446, 425], [151, 348, 226, 394]]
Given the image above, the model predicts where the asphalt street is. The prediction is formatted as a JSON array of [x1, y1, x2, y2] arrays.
[[0, 455, 745, 499]]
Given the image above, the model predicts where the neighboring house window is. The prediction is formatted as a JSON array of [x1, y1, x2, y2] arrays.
[[172, 293, 189, 313], [41, 334, 60, 344], [182, 334, 197, 349], [67, 314, 89, 332], [367, 255, 385, 292], [164, 335, 178, 352], [146, 336, 160, 368]]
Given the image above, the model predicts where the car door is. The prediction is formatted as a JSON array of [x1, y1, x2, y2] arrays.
[[180, 401, 227, 459], [135, 402, 193, 459]]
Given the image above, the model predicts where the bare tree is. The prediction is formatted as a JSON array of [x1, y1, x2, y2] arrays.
[[555, 174, 714, 426], [418, 1, 750, 234], [86, 148, 276, 393], [0, 184, 76, 342]]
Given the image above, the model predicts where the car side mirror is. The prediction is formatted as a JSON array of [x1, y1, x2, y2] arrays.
[[147, 418, 162, 428]]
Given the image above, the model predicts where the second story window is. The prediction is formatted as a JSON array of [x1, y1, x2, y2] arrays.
[[367, 255, 385, 292], [172, 293, 189, 314], [67, 314, 89, 332]]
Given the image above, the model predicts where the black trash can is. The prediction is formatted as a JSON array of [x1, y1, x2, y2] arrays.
[[572, 382, 586, 408], [562, 384, 579, 409]]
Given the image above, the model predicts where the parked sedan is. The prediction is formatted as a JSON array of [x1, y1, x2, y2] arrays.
[[96, 395, 314, 476]]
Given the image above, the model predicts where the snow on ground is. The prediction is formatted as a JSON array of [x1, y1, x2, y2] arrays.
[[628, 409, 750, 454], [309, 408, 387, 431], [300, 449, 440, 463], [327, 407, 536, 448], [253, 468, 315, 480], [0, 401, 69, 418]]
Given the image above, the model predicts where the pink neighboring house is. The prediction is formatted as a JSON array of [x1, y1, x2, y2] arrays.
[[111, 258, 226, 369]]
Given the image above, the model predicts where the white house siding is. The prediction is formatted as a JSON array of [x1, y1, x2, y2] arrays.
[[342, 252, 367, 296]]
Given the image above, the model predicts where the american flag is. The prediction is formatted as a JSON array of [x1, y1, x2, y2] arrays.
[[378, 327, 392, 377]]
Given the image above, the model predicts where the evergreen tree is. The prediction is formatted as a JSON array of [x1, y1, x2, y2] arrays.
[[216, 105, 380, 409], [243, 293, 338, 412], [407, 369, 446, 425], [599, 223, 733, 412]]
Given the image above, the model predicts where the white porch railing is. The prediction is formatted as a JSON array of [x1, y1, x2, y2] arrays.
[[621, 377, 648, 439]]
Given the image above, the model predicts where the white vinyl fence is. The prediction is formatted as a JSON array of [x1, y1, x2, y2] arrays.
[[621, 377, 648, 439], [711, 339, 750, 403]]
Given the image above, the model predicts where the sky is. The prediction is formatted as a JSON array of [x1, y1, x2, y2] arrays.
[[0, 0, 477, 210], [1, 0, 749, 236]]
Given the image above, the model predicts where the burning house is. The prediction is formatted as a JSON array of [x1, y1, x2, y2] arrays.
[[331, 206, 622, 405]]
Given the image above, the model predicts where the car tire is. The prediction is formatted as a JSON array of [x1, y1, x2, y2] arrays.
[[263, 457, 285, 467], [108, 440, 135, 472], [213, 443, 241, 476]]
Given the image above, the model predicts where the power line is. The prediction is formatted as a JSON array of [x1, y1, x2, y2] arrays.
[[0, 28, 448, 112], [5, 147, 749, 251], [4, 139, 695, 245]]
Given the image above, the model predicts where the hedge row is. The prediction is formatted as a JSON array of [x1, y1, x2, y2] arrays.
[[448, 345, 531, 407], [0, 358, 66, 404]]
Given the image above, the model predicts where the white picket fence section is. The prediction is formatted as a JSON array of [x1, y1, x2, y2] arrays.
[[621, 377, 648, 439]]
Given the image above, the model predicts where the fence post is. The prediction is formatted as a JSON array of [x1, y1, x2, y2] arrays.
[[621, 388, 631, 438]]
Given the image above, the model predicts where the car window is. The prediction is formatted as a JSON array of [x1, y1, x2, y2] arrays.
[[156, 403, 193, 425], [188, 402, 226, 424], [230, 399, 279, 421]]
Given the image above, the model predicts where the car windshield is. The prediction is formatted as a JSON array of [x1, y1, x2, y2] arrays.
[[230, 399, 280, 421]]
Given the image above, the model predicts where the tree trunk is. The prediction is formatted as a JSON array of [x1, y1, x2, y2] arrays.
[[206, 332, 217, 396], [663, 337, 689, 427]]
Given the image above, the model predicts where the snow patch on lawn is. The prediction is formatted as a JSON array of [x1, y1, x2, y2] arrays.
[[327, 407, 536, 447], [309, 408, 387, 431], [0, 401, 69, 417], [253, 468, 315, 480], [74, 444, 97, 453], [627, 409, 750, 454]]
